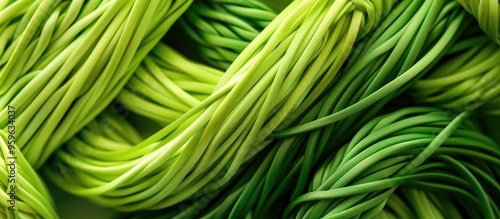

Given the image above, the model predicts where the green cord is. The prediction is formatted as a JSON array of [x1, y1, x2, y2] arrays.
[[179, 0, 277, 69], [0, 130, 59, 219], [455, 0, 500, 45], [410, 32, 500, 113], [43, 0, 396, 212], [0, 0, 193, 168], [117, 43, 223, 126], [286, 107, 499, 218]]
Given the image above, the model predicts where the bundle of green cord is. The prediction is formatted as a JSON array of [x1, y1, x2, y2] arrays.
[[117, 43, 223, 126], [0, 0, 497, 217], [455, 0, 500, 45], [0, 0, 192, 168], [179, 0, 277, 69], [410, 31, 500, 113], [377, 188, 467, 218], [271, 1, 471, 192], [113, 1, 472, 218], [43, 0, 395, 211], [274, 0, 471, 137], [0, 130, 58, 218], [286, 107, 500, 218]]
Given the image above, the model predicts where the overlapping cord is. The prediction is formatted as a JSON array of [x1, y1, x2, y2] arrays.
[[43, 0, 396, 211], [112, 1, 472, 218], [0, 0, 193, 168], [286, 107, 500, 218], [179, 0, 277, 69], [410, 31, 500, 114], [375, 188, 465, 218], [0, 0, 496, 218], [0, 130, 58, 219], [117, 43, 223, 126], [455, 0, 499, 44], [273, 0, 471, 137]]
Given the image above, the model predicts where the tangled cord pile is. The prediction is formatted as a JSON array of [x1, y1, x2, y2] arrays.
[[0, 0, 499, 218], [116, 1, 478, 218], [44, 0, 395, 211]]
